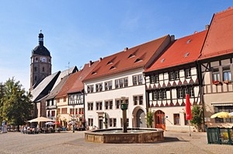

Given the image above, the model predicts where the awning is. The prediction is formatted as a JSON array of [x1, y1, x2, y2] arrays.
[[211, 102, 233, 106]]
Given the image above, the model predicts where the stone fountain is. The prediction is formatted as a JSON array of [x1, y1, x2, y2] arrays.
[[85, 98, 164, 143]]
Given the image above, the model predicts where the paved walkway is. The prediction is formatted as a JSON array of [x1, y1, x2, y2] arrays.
[[0, 130, 232, 154]]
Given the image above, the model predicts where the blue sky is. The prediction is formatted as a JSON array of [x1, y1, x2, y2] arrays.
[[0, 1, 232, 90]]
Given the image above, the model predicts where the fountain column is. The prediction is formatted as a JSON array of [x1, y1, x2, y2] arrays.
[[121, 97, 128, 133]]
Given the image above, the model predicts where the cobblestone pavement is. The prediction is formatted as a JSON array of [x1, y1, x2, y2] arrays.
[[0, 130, 232, 154]]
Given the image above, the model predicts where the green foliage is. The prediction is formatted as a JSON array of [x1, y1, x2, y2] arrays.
[[190, 105, 203, 131], [146, 111, 153, 128], [0, 78, 33, 129]]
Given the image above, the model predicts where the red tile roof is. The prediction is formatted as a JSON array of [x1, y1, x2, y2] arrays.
[[145, 30, 207, 72], [83, 35, 171, 81], [67, 61, 99, 93], [55, 71, 82, 98], [199, 7, 233, 59]]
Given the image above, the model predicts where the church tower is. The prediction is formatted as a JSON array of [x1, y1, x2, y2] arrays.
[[30, 31, 52, 90]]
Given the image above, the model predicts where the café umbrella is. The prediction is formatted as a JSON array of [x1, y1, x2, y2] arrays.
[[210, 111, 231, 119], [28, 116, 55, 123]]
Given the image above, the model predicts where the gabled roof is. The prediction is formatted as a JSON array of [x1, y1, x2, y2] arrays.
[[145, 30, 207, 73], [45, 75, 69, 100], [67, 61, 99, 93], [199, 7, 233, 60], [83, 35, 171, 81], [55, 71, 82, 99], [31, 71, 60, 102], [51, 66, 78, 90]]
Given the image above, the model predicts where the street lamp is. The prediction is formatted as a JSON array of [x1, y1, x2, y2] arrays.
[[121, 97, 128, 133]]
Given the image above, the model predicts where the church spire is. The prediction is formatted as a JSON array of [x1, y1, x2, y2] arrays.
[[39, 30, 44, 46]]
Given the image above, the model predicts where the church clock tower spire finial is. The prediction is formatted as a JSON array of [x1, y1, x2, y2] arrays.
[[39, 30, 44, 46]]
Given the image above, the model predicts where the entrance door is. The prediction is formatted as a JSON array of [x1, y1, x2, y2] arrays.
[[98, 116, 103, 129], [154, 110, 165, 130], [136, 109, 146, 127]]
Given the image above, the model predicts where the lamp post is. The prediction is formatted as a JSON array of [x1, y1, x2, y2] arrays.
[[121, 97, 128, 133]]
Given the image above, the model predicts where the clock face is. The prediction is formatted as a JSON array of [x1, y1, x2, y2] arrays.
[[40, 57, 47, 62]]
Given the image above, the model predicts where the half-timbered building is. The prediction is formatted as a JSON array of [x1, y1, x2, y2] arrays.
[[144, 30, 207, 131], [198, 7, 233, 124]]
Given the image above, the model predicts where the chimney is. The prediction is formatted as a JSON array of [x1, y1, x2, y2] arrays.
[[124, 47, 128, 51], [99, 57, 103, 61], [205, 25, 210, 30], [170, 35, 175, 42], [89, 60, 93, 66]]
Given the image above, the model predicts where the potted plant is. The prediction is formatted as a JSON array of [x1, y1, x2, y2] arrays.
[[212, 80, 221, 85], [223, 80, 231, 84]]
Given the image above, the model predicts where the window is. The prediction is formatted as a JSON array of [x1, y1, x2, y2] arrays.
[[223, 66, 232, 81], [63, 97, 66, 102], [173, 114, 180, 125], [169, 72, 175, 81], [185, 87, 195, 97], [88, 118, 93, 126], [34, 67, 37, 72], [150, 74, 159, 84], [115, 77, 128, 89], [159, 90, 166, 100], [184, 68, 191, 79], [115, 100, 120, 109], [104, 81, 112, 91], [152, 91, 159, 100], [96, 83, 103, 92], [96, 101, 102, 110], [132, 74, 143, 86], [69, 94, 83, 105], [109, 118, 117, 127], [87, 85, 94, 93], [133, 95, 143, 105], [42, 67, 45, 72], [177, 88, 185, 98], [212, 68, 220, 81], [87, 102, 93, 110], [139, 96, 143, 105], [105, 100, 113, 110], [61, 108, 67, 114]]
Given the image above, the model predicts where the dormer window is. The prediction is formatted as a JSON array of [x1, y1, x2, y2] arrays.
[[160, 58, 165, 63], [110, 66, 116, 70], [184, 52, 189, 57], [186, 39, 192, 44], [128, 53, 135, 58], [107, 61, 113, 65], [134, 58, 142, 63]]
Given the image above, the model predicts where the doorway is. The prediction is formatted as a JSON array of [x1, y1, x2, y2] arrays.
[[136, 109, 146, 127], [98, 116, 103, 129], [154, 110, 165, 130]]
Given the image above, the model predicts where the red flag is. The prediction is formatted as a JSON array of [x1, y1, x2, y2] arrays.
[[185, 94, 192, 120]]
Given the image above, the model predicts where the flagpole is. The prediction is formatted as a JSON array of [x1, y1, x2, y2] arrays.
[[188, 120, 191, 136]]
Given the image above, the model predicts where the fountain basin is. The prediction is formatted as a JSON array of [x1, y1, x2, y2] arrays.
[[85, 128, 164, 143]]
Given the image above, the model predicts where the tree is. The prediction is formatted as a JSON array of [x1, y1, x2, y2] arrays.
[[190, 105, 203, 132], [0, 78, 33, 131], [146, 111, 153, 128]]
